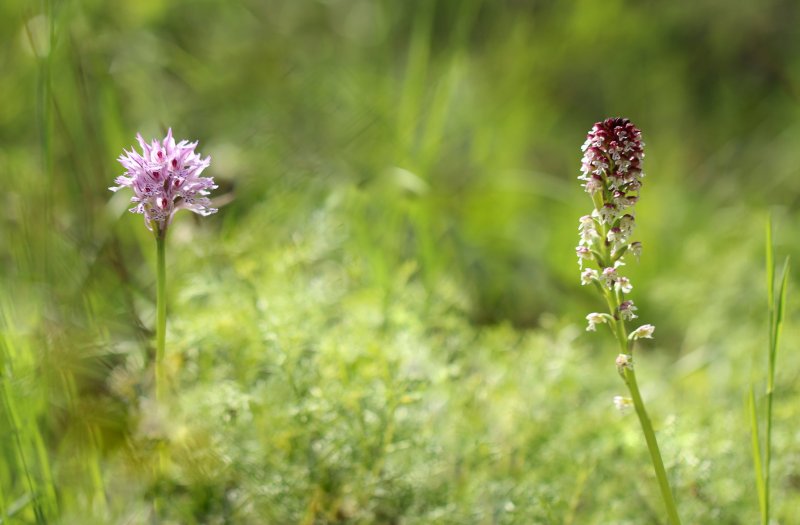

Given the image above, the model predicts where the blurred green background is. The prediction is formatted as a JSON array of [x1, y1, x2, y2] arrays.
[[2, 0, 800, 523]]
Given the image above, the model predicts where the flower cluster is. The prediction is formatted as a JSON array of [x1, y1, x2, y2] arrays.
[[577, 118, 645, 259], [576, 118, 655, 387], [111, 129, 217, 234], [580, 118, 644, 195]]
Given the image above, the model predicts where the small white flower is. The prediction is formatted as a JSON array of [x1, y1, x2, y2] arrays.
[[586, 312, 610, 332], [618, 300, 638, 320], [576, 246, 592, 267], [615, 353, 633, 371], [622, 193, 638, 207], [599, 203, 617, 224], [590, 158, 609, 176], [629, 324, 655, 340], [583, 176, 604, 194], [581, 268, 599, 285], [601, 267, 617, 288], [606, 227, 625, 245], [629, 242, 642, 261], [626, 178, 642, 191], [613, 395, 633, 412], [619, 214, 635, 237], [614, 276, 632, 294], [578, 215, 598, 244]]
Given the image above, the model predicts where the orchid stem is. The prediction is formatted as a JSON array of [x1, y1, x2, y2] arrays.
[[154, 230, 169, 513], [156, 232, 167, 403], [623, 367, 682, 525]]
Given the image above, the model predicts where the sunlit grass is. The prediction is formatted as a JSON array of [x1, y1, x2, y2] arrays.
[[2, 0, 800, 522], [749, 218, 790, 525]]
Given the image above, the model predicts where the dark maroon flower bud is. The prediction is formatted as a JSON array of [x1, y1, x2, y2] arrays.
[[579, 118, 645, 193]]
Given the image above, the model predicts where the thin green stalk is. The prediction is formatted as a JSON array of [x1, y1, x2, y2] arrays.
[[594, 208, 681, 524], [601, 289, 681, 524], [623, 368, 682, 525], [154, 231, 168, 507], [748, 387, 766, 525], [764, 256, 789, 524], [156, 233, 167, 403], [764, 361, 773, 524], [30, 420, 58, 519], [752, 217, 790, 525]]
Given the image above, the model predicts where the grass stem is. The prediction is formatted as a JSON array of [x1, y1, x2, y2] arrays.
[[753, 217, 790, 525]]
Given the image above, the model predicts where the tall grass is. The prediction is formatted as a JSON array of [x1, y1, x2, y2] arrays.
[[0, 299, 57, 523], [749, 218, 790, 525]]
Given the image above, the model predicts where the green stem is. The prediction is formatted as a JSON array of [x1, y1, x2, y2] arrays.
[[764, 241, 774, 525], [593, 211, 680, 524], [587, 171, 681, 523], [623, 367, 682, 525], [156, 233, 167, 402], [764, 384, 772, 525], [607, 291, 680, 524], [154, 231, 169, 508]]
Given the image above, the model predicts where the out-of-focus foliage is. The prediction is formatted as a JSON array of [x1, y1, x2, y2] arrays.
[[1, 0, 800, 523]]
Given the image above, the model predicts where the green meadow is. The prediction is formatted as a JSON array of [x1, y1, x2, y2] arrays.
[[2, 1, 800, 523]]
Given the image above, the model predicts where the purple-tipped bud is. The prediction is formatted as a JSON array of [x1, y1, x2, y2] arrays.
[[607, 227, 624, 244], [614, 276, 632, 294], [599, 203, 618, 224], [618, 300, 638, 321], [618, 214, 635, 238], [111, 128, 217, 234], [601, 266, 621, 289], [581, 268, 599, 285], [576, 245, 592, 267]]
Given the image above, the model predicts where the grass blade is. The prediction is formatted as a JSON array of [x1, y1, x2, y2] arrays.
[[748, 387, 766, 524], [766, 218, 775, 309], [773, 257, 790, 363], [759, 216, 790, 525]]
